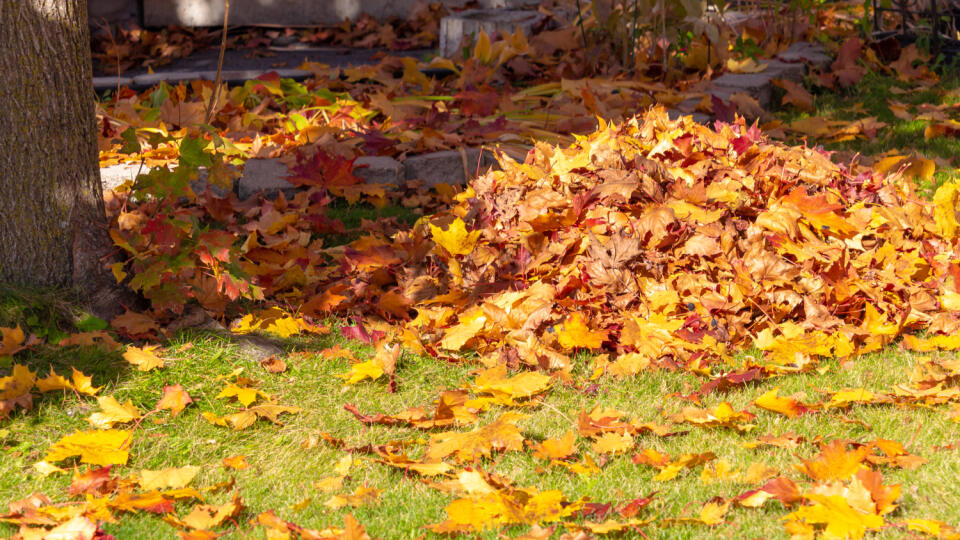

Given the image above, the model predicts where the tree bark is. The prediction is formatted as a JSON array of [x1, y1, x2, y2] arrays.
[[0, 0, 118, 309]]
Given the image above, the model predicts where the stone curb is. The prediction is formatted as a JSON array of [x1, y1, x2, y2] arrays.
[[93, 68, 313, 92], [678, 41, 831, 121], [99, 147, 505, 199]]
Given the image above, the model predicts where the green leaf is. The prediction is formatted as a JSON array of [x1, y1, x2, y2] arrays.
[[76, 315, 109, 332], [178, 136, 212, 169], [120, 127, 141, 154]]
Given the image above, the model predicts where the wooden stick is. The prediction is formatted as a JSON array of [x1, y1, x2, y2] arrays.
[[204, 0, 230, 125]]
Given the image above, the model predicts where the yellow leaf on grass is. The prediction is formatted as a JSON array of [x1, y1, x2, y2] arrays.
[[1, 363, 36, 399], [123, 345, 165, 371], [33, 460, 67, 476], [754, 387, 811, 418], [699, 500, 731, 525], [531, 431, 577, 461], [0, 325, 26, 355], [181, 493, 243, 530], [45, 429, 131, 466], [427, 412, 526, 462], [324, 485, 381, 509], [315, 476, 345, 493], [785, 494, 883, 539], [157, 384, 193, 416], [902, 333, 960, 351], [35, 370, 73, 393], [471, 364, 552, 402], [139, 465, 201, 490], [430, 217, 482, 256], [591, 431, 635, 455], [607, 352, 651, 377], [554, 312, 607, 350], [88, 396, 142, 429], [70, 368, 102, 396], [232, 307, 309, 338], [334, 455, 353, 476], [222, 455, 249, 470], [339, 358, 385, 385], [30, 366, 99, 396], [216, 382, 270, 407]]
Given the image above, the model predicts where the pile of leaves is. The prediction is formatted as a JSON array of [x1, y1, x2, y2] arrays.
[[312, 107, 960, 374]]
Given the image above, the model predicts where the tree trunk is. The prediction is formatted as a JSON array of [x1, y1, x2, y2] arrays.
[[0, 0, 118, 308]]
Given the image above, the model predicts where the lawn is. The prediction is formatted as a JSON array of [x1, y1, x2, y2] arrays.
[[1, 285, 959, 538], [6, 67, 960, 539]]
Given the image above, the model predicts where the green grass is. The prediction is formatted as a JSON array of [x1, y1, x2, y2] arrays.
[[773, 70, 960, 195], [323, 201, 421, 246], [2, 289, 959, 539], [7, 81, 960, 536]]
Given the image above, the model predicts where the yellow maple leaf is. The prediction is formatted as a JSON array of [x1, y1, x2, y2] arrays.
[[216, 382, 270, 407], [232, 308, 304, 338], [45, 429, 131, 466], [122, 345, 165, 371], [35, 370, 73, 393], [699, 500, 731, 525], [427, 412, 526, 462], [156, 384, 193, 416], [139, 465, 201, 490], [222, 455, 249, 470], [324, 485, 382, 509], [314, 476, 345, 493], [180, 493, 243, 530], [785, 494, 883, 539], [591, 431, 635, 454], [933, 181, 960, 238], [339, 358, 384, 385], [248, 404, 300, 424], [0, 325, 26, 356], [754, 387, 812, 418], [554, 313, 607, 351], [70, 368, 101, 396], [531, 431, 577, 460], [88, 395, 142, 429], [430, 217, 481, 256], [471, 364, 552, 402], [0, 363, 36, 399], [440, 308, 487, 351]]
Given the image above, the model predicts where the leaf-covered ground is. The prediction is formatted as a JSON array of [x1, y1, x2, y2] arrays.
[[9, 1, 960, 537]]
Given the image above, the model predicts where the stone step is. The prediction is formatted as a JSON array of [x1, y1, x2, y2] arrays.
[[439, 9, 545, 58]]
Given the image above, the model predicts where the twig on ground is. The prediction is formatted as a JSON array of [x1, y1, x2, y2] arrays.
[[204, 0, 230, 125]]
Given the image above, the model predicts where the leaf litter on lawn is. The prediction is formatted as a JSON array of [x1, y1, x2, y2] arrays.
[[9, 106, 960, 538]]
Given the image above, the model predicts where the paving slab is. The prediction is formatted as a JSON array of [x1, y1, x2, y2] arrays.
[[404, 148, 498, 185], [237, 158, 298, 200], [354, 156, 403, 184], [132, 71, 202, 87], [439, 9, 546, 57], [710, 71, 775, 107], [99, 163, 232, 198], [764, 60, 806, 83], [100, 163, 146, 192], [776, 41, 832, 70]]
